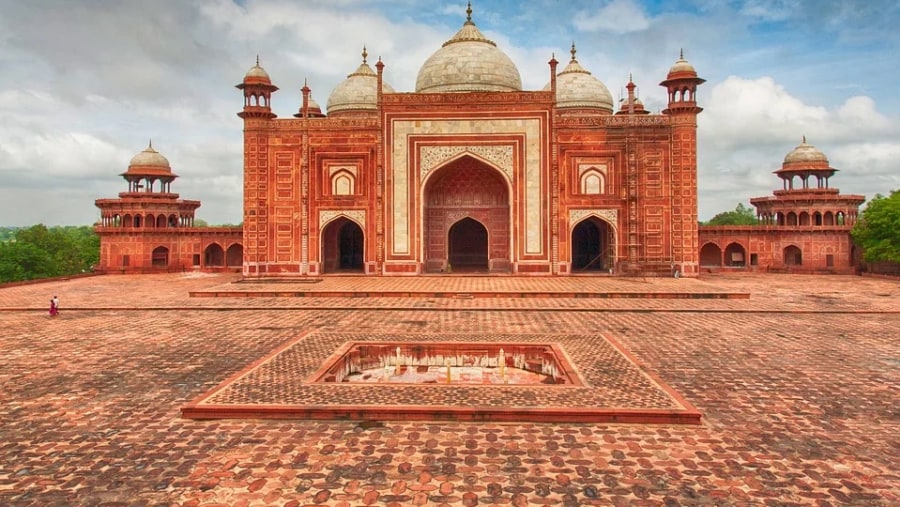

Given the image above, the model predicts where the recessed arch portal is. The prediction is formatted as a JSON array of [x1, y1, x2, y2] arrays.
[[151, 246, 169, 268], [422, 155, 510, 273], [321, 216, 364, 273], [570, 217, 615, 272]]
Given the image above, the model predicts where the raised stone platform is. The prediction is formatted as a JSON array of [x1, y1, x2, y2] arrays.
[[182, 332, 702, 425]]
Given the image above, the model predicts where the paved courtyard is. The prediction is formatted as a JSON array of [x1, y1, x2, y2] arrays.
[[1, 273, 897, 506]]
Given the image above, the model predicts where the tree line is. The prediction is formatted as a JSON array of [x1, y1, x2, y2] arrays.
[[0, 225, 99, 283]]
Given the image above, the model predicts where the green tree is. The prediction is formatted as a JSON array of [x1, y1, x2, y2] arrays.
[[0, 224, 99, 283], [705, 203, 759, 226], [852, 190, 900, 262], [0, 242, 55, 281]]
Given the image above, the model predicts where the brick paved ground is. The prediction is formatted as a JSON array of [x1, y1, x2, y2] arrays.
[[1, 273, 897, 506]]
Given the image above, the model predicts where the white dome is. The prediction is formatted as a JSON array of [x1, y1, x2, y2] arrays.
[[415, 12, 521, 93], [326, 49, 395, 115], [784, 137, 829, 164], [128, 143, 170, 170], [544, 46, 613, 112]]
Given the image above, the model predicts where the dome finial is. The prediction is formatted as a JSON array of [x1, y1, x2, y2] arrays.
[[570, 42, 577, 62], [466, 2, 473, 23], [679, 48, 684, 60], [802, 135, 807, 144], [148, 138, 153, 149], [361, 45, 368, 64], [256, 54, 260, 66]]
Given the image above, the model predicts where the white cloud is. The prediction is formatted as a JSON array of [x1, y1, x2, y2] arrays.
[[697, 75, 900, 218], [573, 0, 651, 34]]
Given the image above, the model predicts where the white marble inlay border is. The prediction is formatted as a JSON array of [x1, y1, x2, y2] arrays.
[[419, 145, 513, 180], [570, 209, 618, 227], [319, 209, 366, 228]]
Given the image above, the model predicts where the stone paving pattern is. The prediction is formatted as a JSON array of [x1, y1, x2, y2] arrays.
[[1, 273, 898, 506], [191, 332, 682, 411]]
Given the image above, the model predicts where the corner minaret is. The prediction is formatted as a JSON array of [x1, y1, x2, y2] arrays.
[[236, 56, 278, 119], [660, 50, 705, 276]]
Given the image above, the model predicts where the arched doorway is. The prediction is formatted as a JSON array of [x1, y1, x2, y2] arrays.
[[151, 246, 169, 268], [225, 244, 243, 267], [784, 245, 802, 266], [204, 243, 224, 267], [423, 156, 510, 273], [724, 242, 747, 267], [448, 218, 488, 272], [700, 243, 722, 267], [570, 217, 614, 272], [322, 217, 364, 273]]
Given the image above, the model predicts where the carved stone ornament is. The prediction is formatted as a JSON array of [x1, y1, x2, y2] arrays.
[[420, 145, 513, 179], [319, 209, 366, 228], [570, 209, 618, 226]]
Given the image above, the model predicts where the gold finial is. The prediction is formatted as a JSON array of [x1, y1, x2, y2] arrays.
[[361, 45, 368, 64], [570, 42, 577, 62], [466, 2, 472, 23]]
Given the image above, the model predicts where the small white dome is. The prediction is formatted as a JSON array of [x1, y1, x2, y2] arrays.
[[327, 49, 394, 115], [544, 46, 613, 112], [784, 137, 828, 164], [128, 143, 170, 170]]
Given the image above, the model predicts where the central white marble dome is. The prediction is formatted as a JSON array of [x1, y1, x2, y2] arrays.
[[415, 10, 521, 93]]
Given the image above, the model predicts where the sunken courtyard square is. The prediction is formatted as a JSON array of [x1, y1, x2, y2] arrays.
[[1, 273, 897, 506]]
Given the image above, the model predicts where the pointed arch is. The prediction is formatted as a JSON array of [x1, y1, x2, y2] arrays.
[[421, 154, 511, 273], [570, 215, 616, 272], [700, 242, 722, 267], [225, 243, 243, 267], [151, 246, 169, 268], [783, 245, 802, 266], [321, 216, 365, 273], [204, 243, 225, 267]]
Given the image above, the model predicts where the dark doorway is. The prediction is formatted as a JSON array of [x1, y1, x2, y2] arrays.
[[151, 246, 169, 268], [571, 218, 612, 272], [322, 218, 364, 273], [448, 218, 488, 272]]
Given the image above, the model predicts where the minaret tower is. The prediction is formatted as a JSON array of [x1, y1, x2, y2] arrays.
[[660, 50, 705, 276], [237, 57, 278, 276]]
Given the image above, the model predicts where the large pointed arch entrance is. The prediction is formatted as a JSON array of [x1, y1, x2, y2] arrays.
[[321, 217, 364, 273], [570, 217, 615, 273], [423, 156, 510, 273]]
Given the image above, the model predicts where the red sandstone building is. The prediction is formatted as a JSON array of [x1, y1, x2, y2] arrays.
[[94, 143, 242, 273], [93, 6, 862, 277], [698, 138, 864, 274], [236, 7, 704, 278]]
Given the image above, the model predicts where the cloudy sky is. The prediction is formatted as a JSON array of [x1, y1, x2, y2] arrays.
[[1, 0, 898, 226]]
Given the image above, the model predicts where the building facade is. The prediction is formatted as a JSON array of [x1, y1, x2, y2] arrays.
[[238, 7, 705, 278], [94, 143, 242, 273], [93, 7, 865, 278], [698, 138, 864, 273]]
